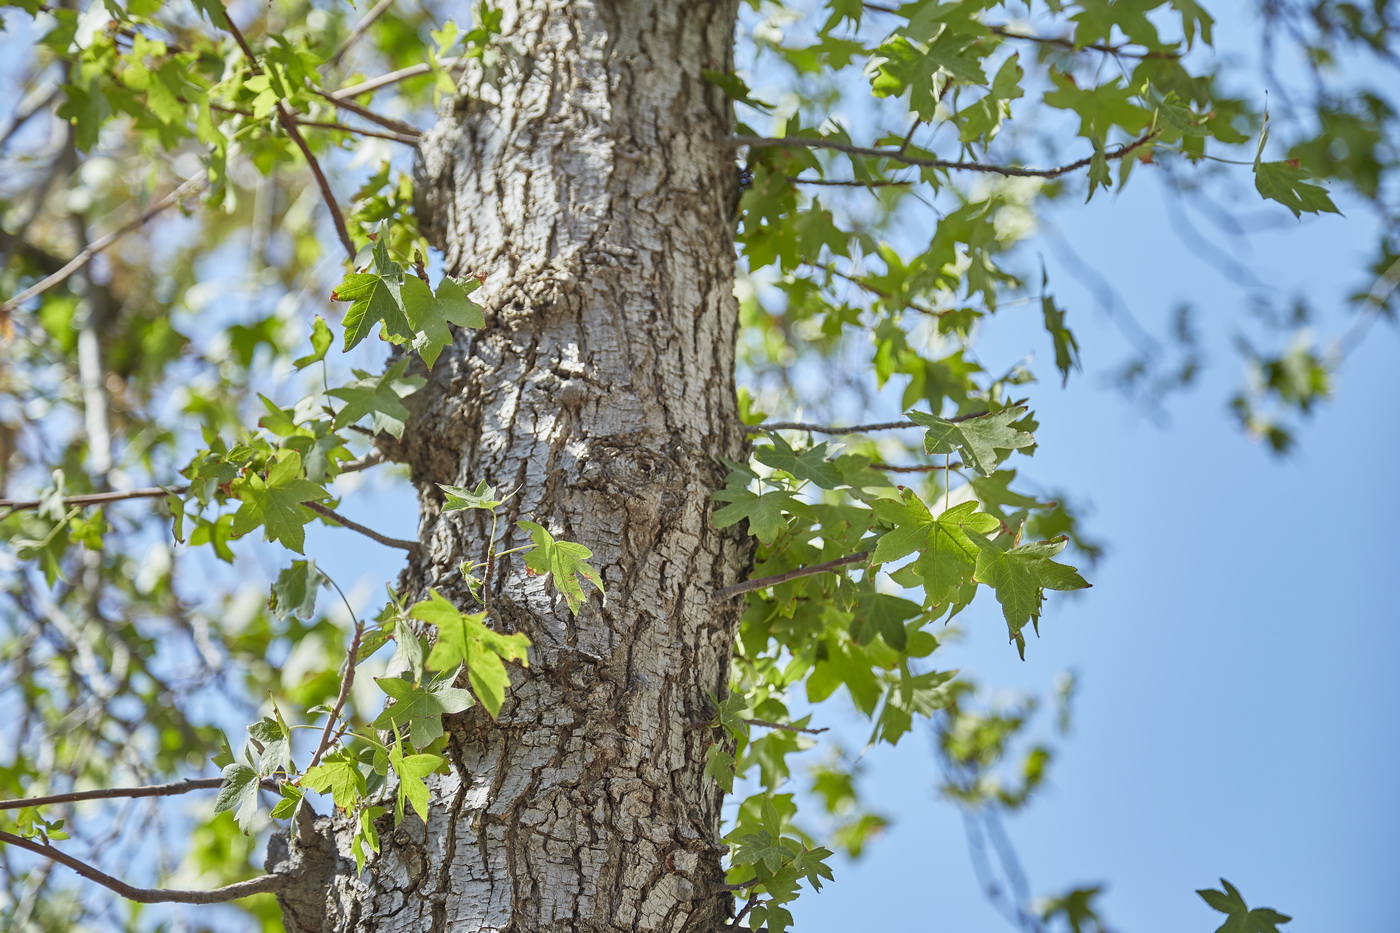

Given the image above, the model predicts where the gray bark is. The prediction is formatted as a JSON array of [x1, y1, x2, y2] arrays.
[[270, 1, 747, 930]]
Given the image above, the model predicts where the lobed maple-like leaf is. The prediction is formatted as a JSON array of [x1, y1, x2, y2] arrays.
[[518, 521, 605, 616], [229, 451, 328, 554], [908, 408, 1035, 475]]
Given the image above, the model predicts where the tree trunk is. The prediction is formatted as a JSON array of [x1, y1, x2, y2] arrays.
[[270, 1, 747, 930]]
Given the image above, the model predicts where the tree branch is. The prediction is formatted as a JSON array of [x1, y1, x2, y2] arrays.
[[0, 830, 284, 904], [735, 132, 1157, 179], [873, 462, 964, 472], [744, 410, 987, 435], [0, 453, 387, 512], [0, 172, 207, 316], [742, 718, 829, 735], [986, 24, 1180, 59], [0, 777, 279, 811], [715, 552, 869, 600], [788, 176, 911, 188], [312, 87, 423, 139], [331, 59, 460, 99], [307, 605, 365, 770], [304, 501, 419, 552], [328, 0, 395, 67], [220, 9, 356, 261]]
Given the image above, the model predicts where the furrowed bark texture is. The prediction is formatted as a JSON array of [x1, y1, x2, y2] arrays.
[[271, 1, 748, 930]]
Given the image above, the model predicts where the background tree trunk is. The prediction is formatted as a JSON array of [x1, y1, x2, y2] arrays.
[[271, 1, 748, 930]]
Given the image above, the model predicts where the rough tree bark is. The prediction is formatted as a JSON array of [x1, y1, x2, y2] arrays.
[[268, 1, 749, 930]]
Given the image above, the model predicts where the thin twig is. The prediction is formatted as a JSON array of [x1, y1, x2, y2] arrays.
[[735, 131, 1158, 180], [744, 410, 987, 435], [872, 462, 964, 473], [0, 777, 279, 811], [788, 176, 911, 187], [312, 87, 423, 138], [0, 454, 386, 512], [742, 718, 829, 735], [826, 266, 945, 317], [987, 24, 1179, 59], [1, 173, 208, 315], [0, 831, 284, 904], [304, 501, 419, 552], [333, 62, 435, 99], [307, 580, 365, 770], [220, 10, 356, 260], [715, 552, 869, 600], [328, 0, 395, 67]]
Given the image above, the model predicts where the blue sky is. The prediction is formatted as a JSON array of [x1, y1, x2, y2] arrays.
[[783, 143, 1400, 933]]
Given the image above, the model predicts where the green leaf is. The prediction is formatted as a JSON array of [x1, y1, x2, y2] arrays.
[[248, 715, 293, 777], [1197, 879, 1292, 933], [705, 745, 737, 793], [438, 479, 509, 511], [302, 752, 368, 812], [968, 533, 1091, 655], [411, 588, 530, 717], [908, 408, 1036, 476], [518, 521, 605, 616], [269, 559, 327, 620], [1253, 160, 1340, 218], [753, 435, 843, 488], [401, 274, 485, 368], [328, 357, 425, 440], [373, 674, 475, 748], [229, 451, 329, 554], [333, 271, 412, 351], [712, 487, 802, 545], [213, 763, 260, 834], [293, 316, 333, 370], [388, 738, 444, 823]]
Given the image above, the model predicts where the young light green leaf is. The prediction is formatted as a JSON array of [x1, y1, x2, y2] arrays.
[[328, 358, 425, 440], [229, 451, 328, 554], [248, 715, 293, 777], [438, 479, 509, 511], [293, 315, 333, 370], [302, 751, 368, 812], [373, 674, 475, 748], [908, 408, 1035, 475], [410, 588, 530, 718], [401, 274, 485, 368], [712, 487, 804, 545], [269, 559, 327, 621], [388, 737, 444, 823], [518, 521, 604, 616], [753, 435, 843, 488], [333, 271, 413, 351], [213, 762, 260, 834], [967, 532, 1091, 656]]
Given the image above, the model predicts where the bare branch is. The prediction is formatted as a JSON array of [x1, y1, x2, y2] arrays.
[[312, 87, 423, 139], [333, 62, 436, 99], [0, 173, 208, 316], [0, 777, 279, 812], [220, 10, 356, 261], [788, 176, 911, 188], [744, 410, 987, 435], [987, 24, 1180, 59], [742, 718, 829, 735], [304, 501, 419, 552], [307, 604, 365, 770], [735, 132, 1158, 180], [715, 552, 869, 600], [0, 830, 284, 904], [873, 462, 964, 473], [328, 0, 395, 67], [825, 266, 945, 318], [0, 454, 386, 512], [0, 486, 180, 511]]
